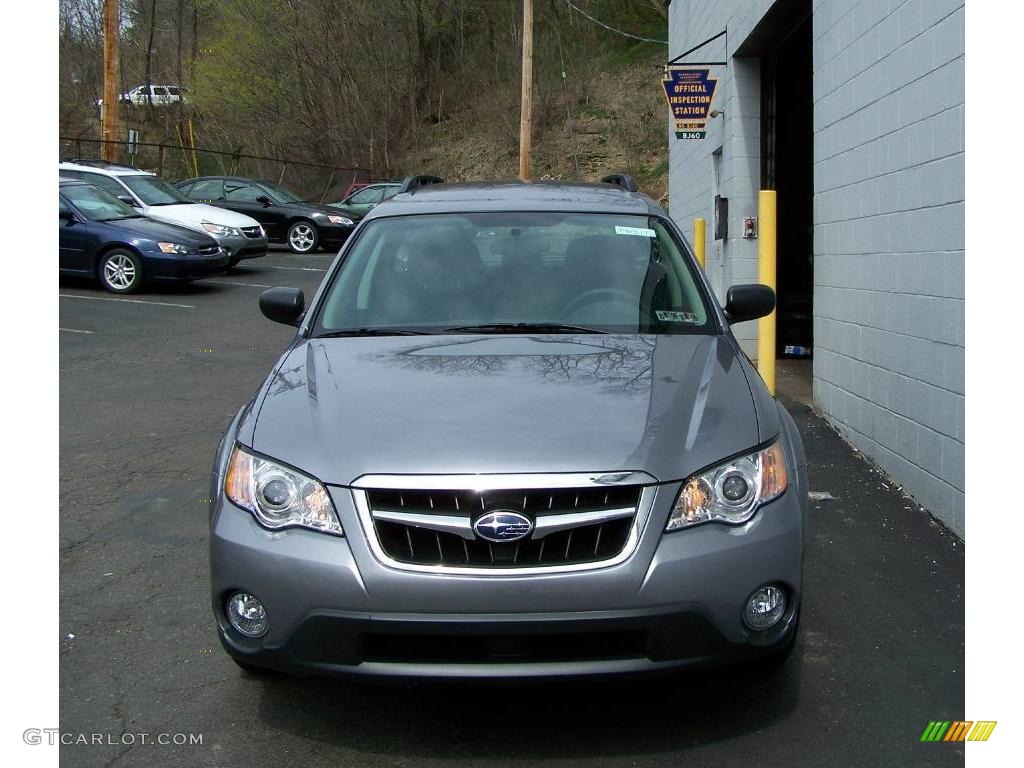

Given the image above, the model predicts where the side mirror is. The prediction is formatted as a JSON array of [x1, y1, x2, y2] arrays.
[[59, 209, 75, 222], [723, 284, 776, 324], [117, 194, 137, 207], [259, 287, 305, 326], [256, 194, 273, 206]]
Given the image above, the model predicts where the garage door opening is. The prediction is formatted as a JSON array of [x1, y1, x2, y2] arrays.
[[761, 12, 813, 402]]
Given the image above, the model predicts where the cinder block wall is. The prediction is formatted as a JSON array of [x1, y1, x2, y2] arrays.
[[813, 0, 964, 535], [668, 0, 965, 536]]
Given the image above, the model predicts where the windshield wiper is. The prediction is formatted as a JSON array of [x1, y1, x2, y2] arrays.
[[316, 328, 429, 337], [442, 322, 607, 335]]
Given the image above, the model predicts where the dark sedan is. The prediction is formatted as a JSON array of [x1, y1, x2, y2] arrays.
[[175, 176, 358, 254], [59, 178, 228, 293]]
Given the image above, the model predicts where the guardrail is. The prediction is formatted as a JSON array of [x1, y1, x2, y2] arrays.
[[59, 136, 370, 204]]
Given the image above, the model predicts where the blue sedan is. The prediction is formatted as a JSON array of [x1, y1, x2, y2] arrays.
[[59, 178, 228, 293]]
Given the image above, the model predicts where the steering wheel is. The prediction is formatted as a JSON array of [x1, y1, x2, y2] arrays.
[[561, 288, 635, 320]]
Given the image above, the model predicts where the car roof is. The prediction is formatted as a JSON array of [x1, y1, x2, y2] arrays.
[[181, 176, 270, 184], [59, 176, 86, 186], [363, 180, 663, 219], [58, 160, 154, 177]]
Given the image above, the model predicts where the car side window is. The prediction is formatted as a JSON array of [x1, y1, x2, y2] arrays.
[[350, 186, 383, 204], [80, 172, 130, 199], [59, 197, 71, 217], [189, 179, 225, 202], [380, 185, 399, 200], [225, 182, 261, 203], [153, 87, 168, 97]]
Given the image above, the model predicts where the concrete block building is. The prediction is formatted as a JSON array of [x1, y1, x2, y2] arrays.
[[667, 0, 965, 535]]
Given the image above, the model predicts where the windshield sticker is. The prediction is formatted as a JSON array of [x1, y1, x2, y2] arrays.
[[615, 225, 656, 237], [655, 311, 700, 323]]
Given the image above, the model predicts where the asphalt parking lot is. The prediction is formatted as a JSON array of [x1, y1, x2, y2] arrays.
[[59, 247, 964, 768]]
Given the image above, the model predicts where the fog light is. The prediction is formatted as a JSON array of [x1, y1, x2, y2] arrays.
[[743, 584, 786, 631], [226, 592, 269, 638]]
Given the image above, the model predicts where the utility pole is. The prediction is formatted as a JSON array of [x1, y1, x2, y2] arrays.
[[518, 0, 533, 181], [102, 0, 120, 162]]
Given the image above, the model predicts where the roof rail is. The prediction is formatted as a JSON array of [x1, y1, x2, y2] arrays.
[[60, 158, 138, 171], [397, 175, 445, 194], [599, 174, 639, 193]]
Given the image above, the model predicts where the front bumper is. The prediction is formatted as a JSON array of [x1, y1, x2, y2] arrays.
[[214, 233, 268, 263], [145, 251, 229, 281], [317, 222, 356, 248], [210, 475, 805, 679]]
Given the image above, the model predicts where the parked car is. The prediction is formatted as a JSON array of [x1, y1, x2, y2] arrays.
[[328, 181, 401, 217], [123, 84, 186, 106], [59, 161, 267, 267], [60, 177, 227, 293], [94, 85, 186, 107], [209, 173, 808, 680], [176, 176, 358, 254]]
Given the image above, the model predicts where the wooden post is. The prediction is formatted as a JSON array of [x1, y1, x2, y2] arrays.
[[518, 0, 533, 181], [101, 0, 120, 162]]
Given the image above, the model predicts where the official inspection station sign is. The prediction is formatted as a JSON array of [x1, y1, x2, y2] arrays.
[[661, 67, 719, 140]]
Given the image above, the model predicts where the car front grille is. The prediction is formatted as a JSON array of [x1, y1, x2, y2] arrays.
[[241, 226, 263, 239], [363, 484, 644, 569]]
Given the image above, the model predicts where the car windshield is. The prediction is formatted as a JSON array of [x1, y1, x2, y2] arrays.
[[314, 212, 712, 336], [120, 174, 192, 206], [62, 184, 140, 222], [259, 182, 303, 204]]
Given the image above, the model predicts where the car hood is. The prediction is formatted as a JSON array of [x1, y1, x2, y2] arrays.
[[293, 200, 359, 219], [105, 216, 218, 247], [247, 334, 761, 485], [325, 202, 361, 216], [142, 203, 259, 231]]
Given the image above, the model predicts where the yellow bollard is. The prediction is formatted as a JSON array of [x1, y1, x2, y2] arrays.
[[757, 190, 777, 396], [693, 217, 706, 269]]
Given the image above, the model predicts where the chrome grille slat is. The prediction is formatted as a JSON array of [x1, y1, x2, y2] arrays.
[[363, 483, 645, 570]]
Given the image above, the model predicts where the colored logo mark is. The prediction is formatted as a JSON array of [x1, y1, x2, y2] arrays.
[[921, 721, 997, 742]]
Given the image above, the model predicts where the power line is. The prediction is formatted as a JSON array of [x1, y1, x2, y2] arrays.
[[562, 0, 667, 45]]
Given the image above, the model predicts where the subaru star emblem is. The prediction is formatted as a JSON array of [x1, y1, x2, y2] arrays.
[[473, 510, 533, 543]]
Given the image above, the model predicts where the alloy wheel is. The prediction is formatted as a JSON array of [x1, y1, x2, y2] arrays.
[[288, 223, 316, 253], [103, 252, 137, 291]]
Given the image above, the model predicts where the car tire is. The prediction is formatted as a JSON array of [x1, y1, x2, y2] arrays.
[[98, 248, 144, 294], [286, 221, 319, 254]]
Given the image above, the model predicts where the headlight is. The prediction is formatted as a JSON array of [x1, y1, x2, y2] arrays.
[[202, 222, 242, 237], [666, 442, 788, 530], [158, 241, 191, 254], [224, 445, 342, 535], [327, 215, 354, 226]]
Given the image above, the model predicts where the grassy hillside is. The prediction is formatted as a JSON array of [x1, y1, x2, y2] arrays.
[[401, 44, 669, 202]]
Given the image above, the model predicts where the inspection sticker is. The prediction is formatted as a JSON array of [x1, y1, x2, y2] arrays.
[[615, 225, 656, 237], [655, 311, 699, 323]]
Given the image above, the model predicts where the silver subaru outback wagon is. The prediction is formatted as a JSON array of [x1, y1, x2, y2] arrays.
[[210, 174, 808, 679]]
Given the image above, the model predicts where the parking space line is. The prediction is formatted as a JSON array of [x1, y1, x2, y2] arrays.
[[59, 294, 195, 309], [206, 280, 274, 288], [258, 265, 327, 272], [60, 327, 94, 334]]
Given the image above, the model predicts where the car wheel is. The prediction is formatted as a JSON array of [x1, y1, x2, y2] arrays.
[[286, 221, 318, 254], [98, 248, 143, 294]]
